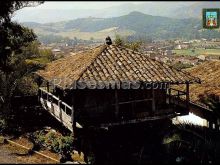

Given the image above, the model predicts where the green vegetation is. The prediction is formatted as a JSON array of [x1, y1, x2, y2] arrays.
[[171, 62, 194, 70], [38, 34, 71, 44], [114, 34, 142, 51], [23, 11, 220, 41], [33, 130, 74, 162], [114, 34, 125, 46], [23, 41, 54, 67], [0, 118, 7, 134], [173, 49, 199, 56], [173, 48, 220, 56], [37, 33, 98, 44], [0, 1, 45, 132]]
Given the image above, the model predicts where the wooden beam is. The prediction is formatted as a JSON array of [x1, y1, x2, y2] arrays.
[[100, 113, 177, 128], [152, 89, 156, 112], [170, 88, 186, 95], [115, 90, 119, 119], [112, 98, 153, 106]]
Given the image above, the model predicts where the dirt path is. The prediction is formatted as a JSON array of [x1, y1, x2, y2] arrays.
[[0, 143, 58, 164], [0, 144, 24, 164]]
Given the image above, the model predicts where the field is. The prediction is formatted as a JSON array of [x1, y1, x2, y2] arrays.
[[173, 48, 220, 56], [57, 29, 135, 40], [33, 27, 135, 40]]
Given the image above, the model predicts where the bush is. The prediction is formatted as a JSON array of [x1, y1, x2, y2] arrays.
[[34, 130, 74, 154], [58, 136, 74, 153], [15, 76, 38, 96], [34, 130, 46, 146]]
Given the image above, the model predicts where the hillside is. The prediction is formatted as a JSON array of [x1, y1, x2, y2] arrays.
[[186, 61, 220, 102], [173, 1, 220, 19], [22, 11, 220, 41], [62, 11, 198, 33], [13, 2, 219, 23], [22, 11, 205, 41]]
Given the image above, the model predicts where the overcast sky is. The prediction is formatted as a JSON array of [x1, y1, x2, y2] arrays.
[[23, 1, 148, 10], [13, 1, 195, 23]]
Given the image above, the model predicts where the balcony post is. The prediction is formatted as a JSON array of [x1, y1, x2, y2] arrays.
[[71, 105, 76, 133], [71, 92, 77, 138]]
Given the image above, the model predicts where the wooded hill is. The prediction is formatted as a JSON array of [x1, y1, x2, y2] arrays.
[[22, 12, 220, 41]]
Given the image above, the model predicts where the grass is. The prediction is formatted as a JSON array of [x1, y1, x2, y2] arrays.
[[57, 29, 135, 40], [173, 48, 220, 56], [32, 27, 135, 40]]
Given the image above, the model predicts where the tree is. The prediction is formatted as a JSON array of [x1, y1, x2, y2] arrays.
[[0, 1, 44, 118], [114, 34, 142, 51], [125, 41, 142, 51], [0, 1, 43, 23], [114, 34, 124, 46]]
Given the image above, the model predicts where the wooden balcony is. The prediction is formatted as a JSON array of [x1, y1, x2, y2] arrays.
[[38, 86, 190, 130], [77, 88, 189, 128], [39, 88, 82, 132]]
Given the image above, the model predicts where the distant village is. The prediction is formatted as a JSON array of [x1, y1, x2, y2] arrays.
[[40, 37, 220, 70], [141, 38, 220, 66]]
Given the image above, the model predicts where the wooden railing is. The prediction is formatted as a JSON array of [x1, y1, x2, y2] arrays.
[[39, 88, 73, 115], [166, 87, 189, 115], [38, 88, 82, 131], [168, 88, 212, 112], [169, 88, 186, 96], [167, 88, 220, 131]]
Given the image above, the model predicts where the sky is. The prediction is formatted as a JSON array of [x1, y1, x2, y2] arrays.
[[22, 1, 148, 10], [13, 1, 195, 23]]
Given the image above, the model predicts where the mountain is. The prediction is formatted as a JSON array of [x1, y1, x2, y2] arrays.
[[62, 11, 200, 34], [14, 2, 194, 23], [22, 11, 202, 40], [173, 1, 220, 19], [13, 2, 220, 23], [22, 11, 220, 41]]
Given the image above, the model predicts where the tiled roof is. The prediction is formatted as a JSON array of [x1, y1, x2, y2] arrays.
[[36, 44, 201, 89]]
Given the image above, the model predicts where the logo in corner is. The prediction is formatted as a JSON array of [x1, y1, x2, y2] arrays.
[[203, 8, 220, 29]]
